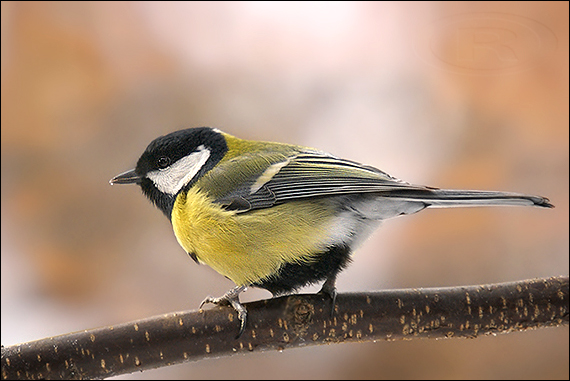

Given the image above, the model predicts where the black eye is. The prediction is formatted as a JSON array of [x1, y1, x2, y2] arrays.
[[157, 156, 171, 169]]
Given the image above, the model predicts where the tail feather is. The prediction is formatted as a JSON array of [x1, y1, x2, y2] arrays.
[[386, 188, 554, 209]]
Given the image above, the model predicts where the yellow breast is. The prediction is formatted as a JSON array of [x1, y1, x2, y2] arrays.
[[171, 188, 337, 286]]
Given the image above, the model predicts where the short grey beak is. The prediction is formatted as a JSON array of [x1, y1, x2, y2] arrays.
[[110, 169, 142, 185]]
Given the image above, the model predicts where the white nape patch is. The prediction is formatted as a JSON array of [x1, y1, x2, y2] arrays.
[[250, 159, 290, 194], [147, 145, 210, 195]]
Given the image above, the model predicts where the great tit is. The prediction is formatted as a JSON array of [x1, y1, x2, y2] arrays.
[[110, 127, 553, 336]]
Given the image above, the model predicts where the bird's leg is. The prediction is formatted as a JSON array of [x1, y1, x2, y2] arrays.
[[318, 274, 337, 318], [200, 285, 248, 338]]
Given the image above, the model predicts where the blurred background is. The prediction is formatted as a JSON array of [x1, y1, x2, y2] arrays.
[[1, 1, 568, 379]]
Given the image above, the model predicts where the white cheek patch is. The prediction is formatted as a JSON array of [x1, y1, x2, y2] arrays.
[[147, 145, 211, 195]]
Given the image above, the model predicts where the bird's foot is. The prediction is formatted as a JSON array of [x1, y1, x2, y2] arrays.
[[200, 285, 247, 338], [318, 276, 337, 318]]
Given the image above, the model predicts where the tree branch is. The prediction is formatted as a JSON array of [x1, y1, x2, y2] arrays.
[[2, 276, 568, 380]]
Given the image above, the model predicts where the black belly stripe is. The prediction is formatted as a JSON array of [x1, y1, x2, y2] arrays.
[[251, 244, 352, 295]]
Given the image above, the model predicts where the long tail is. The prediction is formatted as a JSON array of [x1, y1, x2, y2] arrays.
[[387, 188, 554, 208]]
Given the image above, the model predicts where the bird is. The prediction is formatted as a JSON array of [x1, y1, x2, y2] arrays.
[[110, 127, 553, 337]]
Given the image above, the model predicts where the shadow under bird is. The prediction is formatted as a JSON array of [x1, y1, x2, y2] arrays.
[[110, 127, 553, 337]]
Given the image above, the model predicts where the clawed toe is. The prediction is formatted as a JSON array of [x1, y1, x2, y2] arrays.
[[319, 276, 338, 318], [198, 285, 248, 338], [200, 295, 229, 309]]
